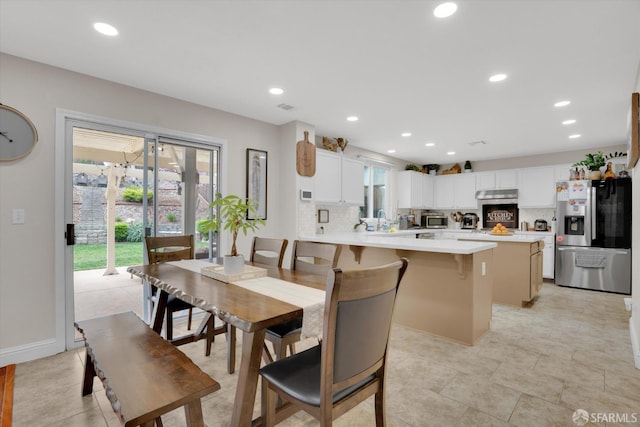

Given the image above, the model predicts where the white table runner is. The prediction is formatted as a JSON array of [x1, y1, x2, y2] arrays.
[[167, 260, 325, 339]]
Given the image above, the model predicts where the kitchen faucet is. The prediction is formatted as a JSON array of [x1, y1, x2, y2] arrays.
[[376, 209, 386, 230]]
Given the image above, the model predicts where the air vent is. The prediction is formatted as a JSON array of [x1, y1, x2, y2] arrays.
[[277, 103, 294, 111], [468, 140, 487, 146]]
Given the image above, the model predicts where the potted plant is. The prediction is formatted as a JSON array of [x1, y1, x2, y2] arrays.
[[202, 193, 265, 274], [464, 160, 472, 173], [424, 164, 440, 175], [405, 163, 421, 172], [573, 151, 605, 179]]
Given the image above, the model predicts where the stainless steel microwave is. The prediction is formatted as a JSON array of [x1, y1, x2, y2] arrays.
[[422, 213, 448, 229]]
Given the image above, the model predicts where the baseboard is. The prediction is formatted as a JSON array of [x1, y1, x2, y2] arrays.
[[630, 315, 640, 370], [0, 339, 62, 366]]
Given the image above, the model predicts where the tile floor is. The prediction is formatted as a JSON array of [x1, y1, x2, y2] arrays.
[[10, 271, 640, 427]]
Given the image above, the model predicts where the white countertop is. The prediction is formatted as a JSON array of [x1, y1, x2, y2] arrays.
[[299, 232, 496, 255]]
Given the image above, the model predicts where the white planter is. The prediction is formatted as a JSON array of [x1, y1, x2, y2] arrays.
[[223, 254, 245, 275]]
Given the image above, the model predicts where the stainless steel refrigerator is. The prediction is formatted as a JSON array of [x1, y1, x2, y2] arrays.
[[555, 178, 632, 294]]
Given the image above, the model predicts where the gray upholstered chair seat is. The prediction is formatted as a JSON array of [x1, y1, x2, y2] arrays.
[[259, 345, 375, 407]]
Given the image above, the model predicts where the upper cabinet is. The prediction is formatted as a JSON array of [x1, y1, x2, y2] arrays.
[[397, 171, 434, 209], [314, 150, 364, 205], [434, 173, 477, 209], [495, 169, 518, 188], [517, 166, 555, 208], [475, 169, 517, 190]]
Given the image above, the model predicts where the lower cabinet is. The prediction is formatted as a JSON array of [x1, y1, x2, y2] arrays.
[[463, 239, 544, 306]]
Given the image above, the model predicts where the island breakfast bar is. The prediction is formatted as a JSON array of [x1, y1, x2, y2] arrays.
[[299, 233, 496, 345]]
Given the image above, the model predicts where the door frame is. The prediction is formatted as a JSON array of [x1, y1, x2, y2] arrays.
[[55, 109, 228, 351]]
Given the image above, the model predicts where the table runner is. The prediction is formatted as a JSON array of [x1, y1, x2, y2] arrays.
[[167, 260, 325, 339]]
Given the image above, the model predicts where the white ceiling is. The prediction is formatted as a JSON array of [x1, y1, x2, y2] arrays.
[[1, 0, 639, 165]]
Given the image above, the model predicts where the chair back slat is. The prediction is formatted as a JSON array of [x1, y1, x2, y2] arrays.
[[145, 235, 195, 264], [290, 240, 341, 275], [250, 237, 288, 267]]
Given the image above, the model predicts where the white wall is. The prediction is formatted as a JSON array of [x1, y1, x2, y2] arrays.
[[0, 54, 293, 363]]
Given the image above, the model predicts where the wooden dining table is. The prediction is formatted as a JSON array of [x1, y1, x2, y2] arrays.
[[127, 260, 327, 427]]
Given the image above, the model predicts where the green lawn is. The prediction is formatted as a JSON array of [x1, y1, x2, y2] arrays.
[[74, 242, 143, 271], [73, 241, 213, 271]]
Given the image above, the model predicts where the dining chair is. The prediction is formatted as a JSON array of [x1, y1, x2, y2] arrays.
[[145, 235, 227, 360], [250, 236, 289, 268], [259, 258, 409, 426], [262, 240, 341, 363]]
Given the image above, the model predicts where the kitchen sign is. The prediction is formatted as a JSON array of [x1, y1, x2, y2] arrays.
[[482, 203, 518, 229]]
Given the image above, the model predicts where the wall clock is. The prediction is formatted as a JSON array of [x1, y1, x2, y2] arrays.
[[0, 103, 38, 161]]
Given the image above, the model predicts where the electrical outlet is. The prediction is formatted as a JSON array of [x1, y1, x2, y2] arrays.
[[482, 262, 486, 276]]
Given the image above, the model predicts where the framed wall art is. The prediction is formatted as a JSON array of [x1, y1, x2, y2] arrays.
[[627, 92, 639, 169], [246, 148, 267, 219]]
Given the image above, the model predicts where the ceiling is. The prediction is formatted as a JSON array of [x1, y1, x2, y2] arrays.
[[1, 0, 639, 165]]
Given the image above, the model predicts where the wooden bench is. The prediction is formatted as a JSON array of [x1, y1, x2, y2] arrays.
[[75, 312, 220, 427]]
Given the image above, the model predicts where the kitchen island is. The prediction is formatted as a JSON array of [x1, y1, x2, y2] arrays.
[[299, 232, 496, 345], [457, 233, 545, 307]]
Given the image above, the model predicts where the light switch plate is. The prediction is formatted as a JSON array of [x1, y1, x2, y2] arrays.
[[12, 208, 25, 224]]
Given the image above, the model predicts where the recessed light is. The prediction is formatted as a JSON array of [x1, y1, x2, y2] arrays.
[[346, 116, 359, 122], [425, 142, 435, 147], [447, 151, 456, 155], [269, 87, 284, 95], [434, 2, 457, 18], [401, 132, 412, 137], [387, 149, 396, 153], [562, 119, 576, 125], [569, 134, 581, 139], [94, 22, 118, 36], [554, 100, 571, 107], [489, 73, 507, 82]]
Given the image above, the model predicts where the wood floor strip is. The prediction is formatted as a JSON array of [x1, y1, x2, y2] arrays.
[[0, 364, 15, 427]]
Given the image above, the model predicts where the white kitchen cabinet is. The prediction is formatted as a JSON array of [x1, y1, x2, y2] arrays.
[[397, 171, 422, 209], [518, 166, 555, 208], [421, 174, 434, 208], [434, 174, 477, 209], [397, 171, 434, 209], [314, 150, 364, 205], [341, 156, 365, 204], [554, 163, 573, 182], [475, 172, 495, 190], [495, 169, 518, 188], [475, 170, 516, 190]]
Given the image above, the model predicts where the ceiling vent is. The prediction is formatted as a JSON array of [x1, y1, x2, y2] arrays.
[[277, 103, 294, 111], [468, 140, 487, 146]]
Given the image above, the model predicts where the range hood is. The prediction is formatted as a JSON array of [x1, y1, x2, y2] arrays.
[[475, 188, 518, 200]]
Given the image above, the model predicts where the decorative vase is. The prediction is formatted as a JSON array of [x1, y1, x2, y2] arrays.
[[588, 170, 602, 180], [429, 170, 436, 176], [223, 254, 245, 275]]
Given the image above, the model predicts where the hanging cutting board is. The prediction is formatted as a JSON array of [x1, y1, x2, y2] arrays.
[[296, 130, 316, 177]]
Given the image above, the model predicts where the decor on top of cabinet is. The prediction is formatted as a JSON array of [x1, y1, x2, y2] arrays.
[[321, 136, 349, 152], [296, 131, 316, 177], [404, 163, 421, 172], [442, 163, 462, 175], [423, 164, 440, 175], [464, 160, 472, 173], [573, 151, 605, 180]]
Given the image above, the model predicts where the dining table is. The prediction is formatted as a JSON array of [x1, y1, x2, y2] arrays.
[[127, 259, 327, 427]]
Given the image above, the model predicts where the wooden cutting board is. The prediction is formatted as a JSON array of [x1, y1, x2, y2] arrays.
[[296, 130, 316, 177]]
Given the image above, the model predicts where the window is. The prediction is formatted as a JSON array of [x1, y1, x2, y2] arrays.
[[361, 163, 389, 219]]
